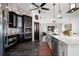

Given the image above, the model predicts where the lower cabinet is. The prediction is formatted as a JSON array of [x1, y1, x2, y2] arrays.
[[58, 41, 67, 56], [51, 37, 59, 56], [5, 35, 17, 48], [17, 34, 24, 42], [49, 35, 79, 56], [51, 36, 67, 56]]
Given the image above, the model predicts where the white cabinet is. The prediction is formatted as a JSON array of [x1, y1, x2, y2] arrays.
[[58, 41, 79, 56], [67, 45, 79, 56], [59, 41, 67, 56], [47, 33, 79, 56]]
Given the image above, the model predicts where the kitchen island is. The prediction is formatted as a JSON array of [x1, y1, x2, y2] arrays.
[[46, 33, 79, 56]]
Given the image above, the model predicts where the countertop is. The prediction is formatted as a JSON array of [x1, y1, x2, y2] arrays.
[[47, 33, 79, 45]]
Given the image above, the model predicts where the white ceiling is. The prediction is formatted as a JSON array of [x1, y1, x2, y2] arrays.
[[9, 3, 79, 16], [8, 3, 79, 23]]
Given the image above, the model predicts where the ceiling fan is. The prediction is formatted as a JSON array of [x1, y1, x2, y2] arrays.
[[30, 3, 50, 13]]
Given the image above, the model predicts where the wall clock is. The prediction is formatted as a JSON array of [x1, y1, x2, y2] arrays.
[[35, 15, 38, 20]]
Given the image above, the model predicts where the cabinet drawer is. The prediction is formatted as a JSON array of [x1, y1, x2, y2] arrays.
[[9, 11, 17, 28], [8, 37, 17, 42]]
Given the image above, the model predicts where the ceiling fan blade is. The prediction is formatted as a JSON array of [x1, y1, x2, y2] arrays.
[[41, 8, 49, 10], [40, 3, 46, 7], [32, 3, 39, 8], [29, 8, 38, 11]]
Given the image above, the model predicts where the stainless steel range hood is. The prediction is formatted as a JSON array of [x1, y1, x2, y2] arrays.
[[67, 3, 79, 13], [67, 8, 79, 13]]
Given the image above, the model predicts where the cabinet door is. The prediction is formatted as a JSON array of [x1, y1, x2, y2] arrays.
[[51, 37, 59, 56], [59, 41, 67, 56], [9, 12, 17, 28], [13, 14, 17, 27], [5, 35, 17, 48], [9, 12, 13, 27], [17, 15, 22, 27]]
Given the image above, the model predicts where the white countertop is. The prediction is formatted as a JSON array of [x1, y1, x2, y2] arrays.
[[48, 33, 79, 45]]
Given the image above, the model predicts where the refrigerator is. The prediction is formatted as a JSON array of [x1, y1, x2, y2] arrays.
[[0, 9, 5, 55]]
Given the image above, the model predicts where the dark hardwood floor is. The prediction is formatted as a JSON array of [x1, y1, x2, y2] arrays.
[[39, 42, 52, 56], [6, 40, 52, 56]]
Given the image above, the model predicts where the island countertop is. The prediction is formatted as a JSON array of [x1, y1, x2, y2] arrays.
[[48, 33, 79, 45]]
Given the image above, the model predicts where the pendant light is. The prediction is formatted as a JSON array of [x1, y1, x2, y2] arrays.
[[58, 3, 62, 19], [53, 3, 56, 22], [67, 3, 79, 13]]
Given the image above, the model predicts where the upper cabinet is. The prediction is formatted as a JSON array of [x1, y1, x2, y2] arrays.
[[9, 11, 23, 28], [9, 11, 17, 28], [17, 15, 22, 28], [22, 15, 32, 40]]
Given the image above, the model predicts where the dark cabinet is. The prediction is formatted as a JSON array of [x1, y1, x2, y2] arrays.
[[22, 15, 32, 40], [34, 22, 39, 40], [9, 11, 17, 28], [16, 15, 22, 28], [51, 36, 59, 56], [5, 35, 17, 48], [16, 15, 23, 42]]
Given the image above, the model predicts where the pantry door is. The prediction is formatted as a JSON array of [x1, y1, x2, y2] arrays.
[[34, 22, 39, 40]]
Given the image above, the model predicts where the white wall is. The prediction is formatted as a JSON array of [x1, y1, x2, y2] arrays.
[[72, 17, 79, 35], [61, 10, 79, 35], [32, 10, 40, 41], [31, 4, 79, 41], [40, 11, 79, 36]]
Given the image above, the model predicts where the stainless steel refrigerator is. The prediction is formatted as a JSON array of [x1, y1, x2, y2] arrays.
[[0, 7, 5, 56]]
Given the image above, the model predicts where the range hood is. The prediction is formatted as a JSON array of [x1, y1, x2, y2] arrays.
[[67, 3, 79, 13], [67, 8, 79, 13]]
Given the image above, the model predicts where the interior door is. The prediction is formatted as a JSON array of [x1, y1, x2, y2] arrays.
[[34, 22, 39, 40]]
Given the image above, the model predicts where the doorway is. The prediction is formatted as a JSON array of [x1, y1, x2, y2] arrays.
[[34, 22, 39, 41]]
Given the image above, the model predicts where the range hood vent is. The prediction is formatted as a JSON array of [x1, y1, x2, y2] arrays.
[[67, 3, 79, 13], [67, 8, 79, 13]]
